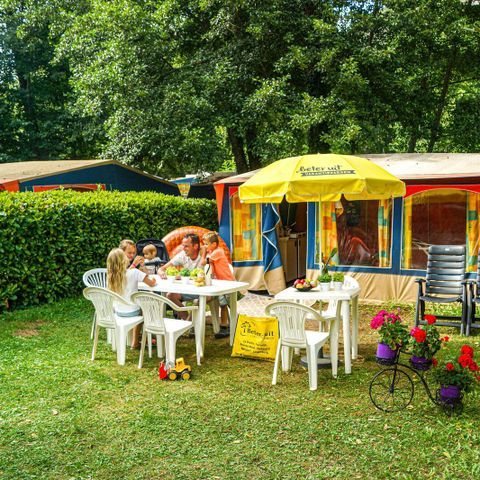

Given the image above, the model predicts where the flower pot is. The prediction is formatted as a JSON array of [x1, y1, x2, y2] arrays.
[[410, 355, 432, 371], [440, 385, 461, 400], [319, 282, 330, 292], [333, 281, 343, 291], [377, 343, 398, 360]]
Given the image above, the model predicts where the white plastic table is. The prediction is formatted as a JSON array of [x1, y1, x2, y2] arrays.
[[138, 276, 249, 365], [274, 285, 360, 374]]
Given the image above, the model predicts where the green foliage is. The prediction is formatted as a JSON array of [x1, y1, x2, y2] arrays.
[[179, 268, 191, 277], [318, 272, 332, 283], [2, 1, 480, 170], [332, 272, 344, 283], [0, 190, 217, 309]]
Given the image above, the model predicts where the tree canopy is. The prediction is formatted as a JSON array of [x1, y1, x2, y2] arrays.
[[1, 0, 479, 174]]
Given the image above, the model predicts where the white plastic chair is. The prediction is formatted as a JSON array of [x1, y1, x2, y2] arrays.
[[83, 286, 143, 365], [132, 292, 196, 368], [82, 269, 107, 340], [265, 301, 340, 391]]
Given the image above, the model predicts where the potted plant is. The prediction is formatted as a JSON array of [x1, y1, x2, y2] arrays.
[[179, 267, 191, 284], [433, 345, 480, 402], [370, 309, 409, 364], [409, 315, 444, 370], [332, 272, 344, 290], [317, 272, 332, 291]]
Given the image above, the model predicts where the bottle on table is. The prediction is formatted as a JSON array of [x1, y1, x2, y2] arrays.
[[205, 258, 212, 286]]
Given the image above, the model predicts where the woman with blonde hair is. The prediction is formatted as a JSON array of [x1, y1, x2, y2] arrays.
[[107, 248, 156, 317]]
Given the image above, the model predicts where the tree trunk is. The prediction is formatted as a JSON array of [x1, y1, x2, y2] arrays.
[[408, 129, 417, 153], [427, 49, 456, 152], [227, 128, 248, 173], [245, 126, 261, 170], [308, 123, 330, 153]]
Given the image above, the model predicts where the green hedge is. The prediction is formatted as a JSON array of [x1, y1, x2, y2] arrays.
[[0, 190, 218, 310]]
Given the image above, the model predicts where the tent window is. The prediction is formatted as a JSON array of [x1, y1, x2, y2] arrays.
[[401, 189, 475, 270], [315, 198, 392, 268], [230, 191, 262, 262]]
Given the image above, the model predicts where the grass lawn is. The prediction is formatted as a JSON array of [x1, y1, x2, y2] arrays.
[[1, 298, 480, 480]]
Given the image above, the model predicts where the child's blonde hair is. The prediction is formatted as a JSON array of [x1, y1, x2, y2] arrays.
[[203, 231, 219, 245], [143, 244, 157, 256], [107, 248, 129, 295], [119, 239, 135, 251]]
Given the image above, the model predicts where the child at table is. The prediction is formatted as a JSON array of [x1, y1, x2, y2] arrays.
[[142, 244, 161, 274], [107, 248, 156, 347], [201, 232, 235, 338]]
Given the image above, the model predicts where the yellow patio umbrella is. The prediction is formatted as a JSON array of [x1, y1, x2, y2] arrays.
[[239, 154, 405, 203]]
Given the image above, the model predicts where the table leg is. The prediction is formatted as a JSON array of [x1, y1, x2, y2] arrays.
[[229, 292, 238, 346], [351, 295, 359, 360], [330, 314, 340, 379], [195, 296, 207, 365], [341, 300, 352, 374]]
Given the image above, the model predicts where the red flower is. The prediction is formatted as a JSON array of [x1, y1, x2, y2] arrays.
[[460, 345, 474, 357], [425, 314, 436, 325], [411, 328, 427, 343], [432, 358, 438, 367], [441, 336, 450, 342], [458, 354, 473, 369], [469, 362, 479, 372], [446, 362, 455, 371]]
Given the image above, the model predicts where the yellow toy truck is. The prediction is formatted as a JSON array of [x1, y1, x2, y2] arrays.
[[167, 358, 192, 381]]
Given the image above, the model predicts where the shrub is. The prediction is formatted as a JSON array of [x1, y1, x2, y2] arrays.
[[0, 190, 217, 309]]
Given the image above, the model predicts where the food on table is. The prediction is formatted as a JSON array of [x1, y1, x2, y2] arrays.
[[179, 268, 191, 277], [166, 266, 179, 277], [190, 267, 205, 278], [293, 278, 317, 290], [194, 272, 206, 287]]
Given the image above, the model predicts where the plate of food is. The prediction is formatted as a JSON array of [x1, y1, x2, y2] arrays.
[[293, 278, 318, 291]]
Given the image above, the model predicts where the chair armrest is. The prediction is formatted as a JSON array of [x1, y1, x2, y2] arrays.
[[415, 278, 426, 284], [173, 305, 199, 313]]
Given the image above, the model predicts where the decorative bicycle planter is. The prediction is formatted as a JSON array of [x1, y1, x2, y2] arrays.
[[369, 349, 463, 416]]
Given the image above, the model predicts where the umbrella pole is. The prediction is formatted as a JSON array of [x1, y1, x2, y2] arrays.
[[299, 200, 333, 369]]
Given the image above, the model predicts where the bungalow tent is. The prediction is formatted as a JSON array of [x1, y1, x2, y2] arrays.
[[214, 153, 480, 302], [0, 159, 180, 195]]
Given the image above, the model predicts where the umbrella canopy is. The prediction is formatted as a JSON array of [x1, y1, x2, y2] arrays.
[[239, 154, 406, 203]]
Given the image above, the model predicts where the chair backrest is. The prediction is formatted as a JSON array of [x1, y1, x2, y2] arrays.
[[425, 245, 466, 297], [135, 239, 170, 265], [265, 301, 323, 348], [131, 292, 182, 334], [83, 268, 107, 288], [83, 287, 127, 329]]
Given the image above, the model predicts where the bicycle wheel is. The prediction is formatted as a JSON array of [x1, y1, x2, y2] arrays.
[[369, 368, 414, 412]]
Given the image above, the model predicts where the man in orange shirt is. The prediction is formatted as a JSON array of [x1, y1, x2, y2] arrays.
[[200, 232, 234, 338]]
